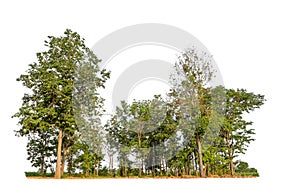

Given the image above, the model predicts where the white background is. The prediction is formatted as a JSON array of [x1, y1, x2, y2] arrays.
[[1, 0, 299, 188]]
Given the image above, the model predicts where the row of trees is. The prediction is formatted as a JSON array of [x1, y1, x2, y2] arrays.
[[13, 29, 265, 178]]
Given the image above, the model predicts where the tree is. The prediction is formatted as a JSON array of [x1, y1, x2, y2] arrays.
[[24, 127, 56, 176], [220, 88, 265, 175], [13, 29, 110, 178], [103, 130, 118, 176], [169, 48, 219, 177], [105, 101, 132, 177]]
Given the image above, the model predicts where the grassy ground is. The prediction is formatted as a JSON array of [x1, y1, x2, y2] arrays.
[[26, 174, 258, 179]]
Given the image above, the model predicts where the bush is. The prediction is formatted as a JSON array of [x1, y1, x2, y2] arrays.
[[98, 166, 110, 176], [235, 160, 259, 177], [25, 171, 54, 177], [25, 172, 41, 177]]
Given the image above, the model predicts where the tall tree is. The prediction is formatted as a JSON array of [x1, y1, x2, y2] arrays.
[[169, 48, 217, 177], [220, 88, 265, 175], [13, 29, 110, 178]]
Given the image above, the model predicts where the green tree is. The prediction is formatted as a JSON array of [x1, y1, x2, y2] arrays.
[[105, 101, 132, 177], [66, 134, 81, 176], [169, 48, 218, 177], [24, 127, 56, 176], [220, 88, 265, 175], [13, 29, 110, 178]]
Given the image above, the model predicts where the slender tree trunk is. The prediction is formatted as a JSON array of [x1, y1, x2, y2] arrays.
[[139, 160, 142, 177], [205, 163, 210, 177], [160, 158, 163, 176], [187, 153, 191, 175], [196, 133, 204, 177], [94, 159, 99, 176], [40, 160, 44, 177], [229, 149, 234, 176], [226, 134, 234, 176], [68, 155, 73, 176], [125, 159, 128, 177], [138, 134, 142, 177], [108, 152, 113, 176], [40, 134, 46, 177], [40, 144, 45, 177], [61, 146, 68, 176], [55, 128, 63, 179], [165, 161, 168, 176], [193, 152, 197, 176]]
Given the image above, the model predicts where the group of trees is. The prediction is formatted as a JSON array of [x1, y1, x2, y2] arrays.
[[13, 29, 265, 179]]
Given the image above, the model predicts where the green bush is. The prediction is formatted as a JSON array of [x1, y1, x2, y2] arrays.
[[25, 171, 55, 177], [25, 172, 41, 177], [98, 166, 110, 176]]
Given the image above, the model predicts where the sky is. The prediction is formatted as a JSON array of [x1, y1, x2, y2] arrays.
[[1, 0, 300, 189]]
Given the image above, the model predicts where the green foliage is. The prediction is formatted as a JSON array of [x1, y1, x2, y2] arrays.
[[235, 160, 259, 176], [218, 87, 265, 174], [14, 29, 110, 178], [25, 171, 54, 177], [25, 129, 56, 175], [25, 172, 41, 177], [98, 166, 110, 176]]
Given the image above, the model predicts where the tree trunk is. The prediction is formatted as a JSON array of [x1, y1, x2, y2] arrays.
[[40, 132, 48, 177], [196, 133, 204, 177], [226, 134, 234, 176], [40, 146, 45, 176], [229, 149, 234, 176], [40, 161, 44, 177], [124, 159, 127, 177], [94, 159, 99, 176], [187, 154, 191, 175], [152, 145, 155, 176], [205, 163, 210, 177], [139, 163, 142, 177], [138, 134, 142, 177], [61, 146, 68, 176], [160, 159, 163, 176], [109, 153, 114, 176], [55, 128, 63, 179], [68, 155, 73, 176], [193, 152, 197, 176]]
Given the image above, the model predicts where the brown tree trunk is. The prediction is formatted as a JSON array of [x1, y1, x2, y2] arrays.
[[226, 134, 234, 176], [55, 128, 63, 179], [205, 163, 210, 177], [61, 146, 68, 176], [196, 133, 204, 177]]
